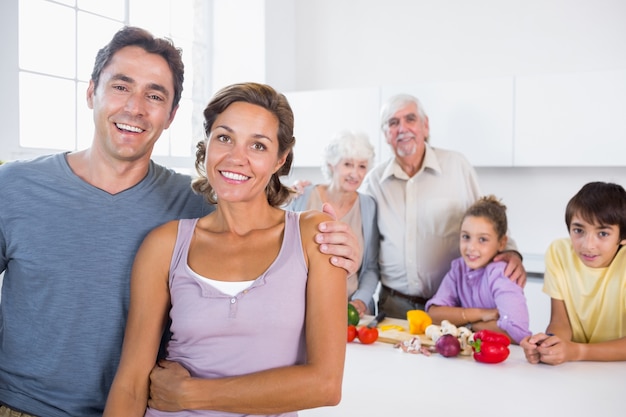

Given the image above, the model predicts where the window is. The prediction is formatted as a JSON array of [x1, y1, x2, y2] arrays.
[[17, 0, 211, 173]]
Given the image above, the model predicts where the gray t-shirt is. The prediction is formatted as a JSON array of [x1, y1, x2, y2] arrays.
[[0, 153, 212, 417]]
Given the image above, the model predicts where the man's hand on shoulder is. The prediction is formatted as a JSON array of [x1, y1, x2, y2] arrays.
[[315, 203, 362, 275]]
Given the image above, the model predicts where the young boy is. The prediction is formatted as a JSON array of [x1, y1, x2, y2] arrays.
[[521, 181, 626, 365]]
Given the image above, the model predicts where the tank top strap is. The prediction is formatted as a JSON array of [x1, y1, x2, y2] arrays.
[[169, 218, 199, 287], [276, 210, 306, 272], [282, 210, 303, 258]]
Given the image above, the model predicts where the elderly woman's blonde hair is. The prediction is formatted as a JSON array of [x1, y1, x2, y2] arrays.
[[321, 130, 375, 181]]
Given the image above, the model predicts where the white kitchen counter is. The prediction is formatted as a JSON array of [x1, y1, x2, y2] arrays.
[[300, 340, 624, 417]]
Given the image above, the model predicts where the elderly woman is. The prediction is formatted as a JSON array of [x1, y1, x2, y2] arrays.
[[288, 131, 380, 316]]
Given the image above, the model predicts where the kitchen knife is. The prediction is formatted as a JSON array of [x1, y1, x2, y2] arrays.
[[367, 312, 387, 328]]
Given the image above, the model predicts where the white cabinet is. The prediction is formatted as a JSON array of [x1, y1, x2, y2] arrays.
[[284, 88, 382, 167], [287, 70, 626, 169], [381, 77, 515, 167], [514, 69, 626, 166]]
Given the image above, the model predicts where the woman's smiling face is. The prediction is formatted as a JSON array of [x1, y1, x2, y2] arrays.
[[205, 101, 285, 204], [330, 158, 369, 193]]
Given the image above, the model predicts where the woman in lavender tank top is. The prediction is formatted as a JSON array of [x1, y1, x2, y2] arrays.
[[104, 83, 347, 417]]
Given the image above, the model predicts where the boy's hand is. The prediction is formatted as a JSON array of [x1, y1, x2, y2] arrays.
[[535, 334, 581, 365], [494, 250, 527, 287], [522, 333, 578, 365], [521, 333, 551, 364], [315, 203, 362, 276]]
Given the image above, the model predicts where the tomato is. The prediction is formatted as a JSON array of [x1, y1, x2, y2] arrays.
[[347, 325, 357, 342], [357, 326, 378, 344], [347, 303, 360, 326]]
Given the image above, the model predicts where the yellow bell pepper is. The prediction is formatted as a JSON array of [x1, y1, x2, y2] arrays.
[[406, 310, 433, 335], [379, 324, 405, 332]]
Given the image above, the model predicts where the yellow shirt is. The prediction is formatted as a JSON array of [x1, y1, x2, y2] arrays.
[[543, 238, 626, 343]]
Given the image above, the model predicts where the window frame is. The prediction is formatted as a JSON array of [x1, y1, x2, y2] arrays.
[[3, 0, 211, 174]]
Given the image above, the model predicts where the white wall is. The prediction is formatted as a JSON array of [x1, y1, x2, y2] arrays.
[[0, 0, 19, 160], [291, 0, 626, 89], [277, 0, 626, 268]]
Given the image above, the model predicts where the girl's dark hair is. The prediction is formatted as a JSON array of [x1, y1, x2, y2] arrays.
[[192, 82, 296, 207], [463, 195, 508, 239], [91, 26, 184, 111], [565, 182, 626, 240]]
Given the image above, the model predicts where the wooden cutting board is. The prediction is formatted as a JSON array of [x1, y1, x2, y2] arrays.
[[358, 315, 434, 346]]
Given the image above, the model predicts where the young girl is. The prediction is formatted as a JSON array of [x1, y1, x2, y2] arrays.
[[426, 195, 531, 344]]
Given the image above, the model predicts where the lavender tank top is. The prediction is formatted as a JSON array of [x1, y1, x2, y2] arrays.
[[146, 210, 307, 417]]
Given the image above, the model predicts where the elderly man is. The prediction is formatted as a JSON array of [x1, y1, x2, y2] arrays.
[[363, 93, 525, 319]]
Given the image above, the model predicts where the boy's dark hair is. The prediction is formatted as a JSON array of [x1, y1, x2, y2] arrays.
[[463, 195, 508, 239], [565, 182, 626, 240], [90, 26, 184, 112]]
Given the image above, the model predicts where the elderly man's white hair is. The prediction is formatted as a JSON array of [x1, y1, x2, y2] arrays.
[[380, 94, 428, 133]]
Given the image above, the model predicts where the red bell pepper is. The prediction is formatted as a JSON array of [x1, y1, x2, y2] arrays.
[[471, 330, 510, 364]]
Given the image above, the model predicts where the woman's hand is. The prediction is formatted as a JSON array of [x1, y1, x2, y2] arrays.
[[291, 180, 311, 196], [350, 299, 368, 317]]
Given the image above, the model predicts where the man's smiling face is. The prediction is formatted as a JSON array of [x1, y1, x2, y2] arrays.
[[87, 45, 177, 163]]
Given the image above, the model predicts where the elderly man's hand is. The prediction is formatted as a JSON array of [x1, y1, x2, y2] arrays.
[[494, 250, 527, 287]]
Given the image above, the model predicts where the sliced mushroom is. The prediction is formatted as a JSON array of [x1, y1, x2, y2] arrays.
[[457, 326, 474, 355], [440, 320, 458, 337], [425, 324, 443, 342]]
